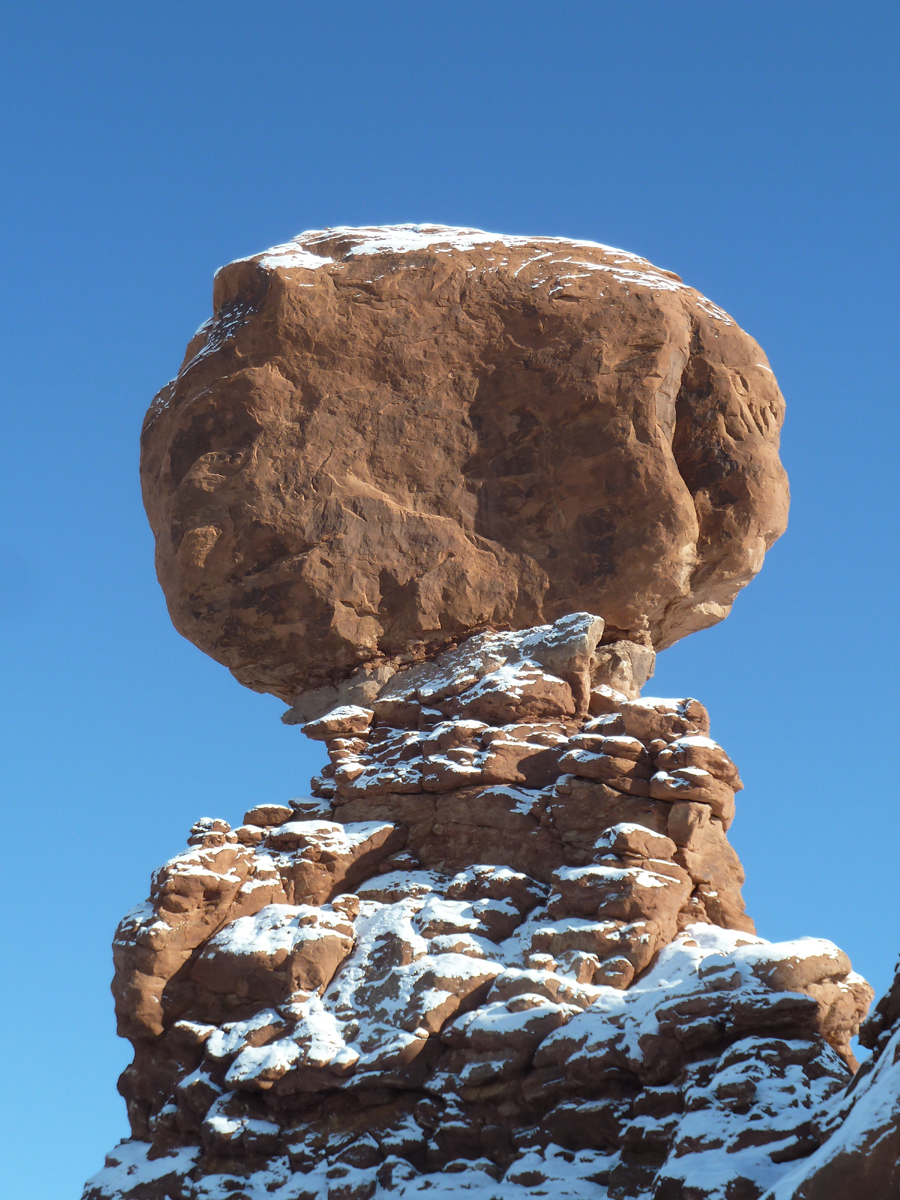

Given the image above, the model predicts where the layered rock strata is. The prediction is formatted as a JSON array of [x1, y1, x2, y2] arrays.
[[84, 615, 873, 1200], [141, 225, 789, 706]]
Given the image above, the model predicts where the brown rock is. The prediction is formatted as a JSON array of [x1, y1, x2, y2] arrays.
[[480, 737, 563, 788], [141, 225, 788, 703], [445, 864, 547, 914], [694, 884, 756, 933], [588, 683, 628, 714], [561, 750, 652, 796], [582, 711, 628, 737], [438, 664, 576, 724], [92, 608, 889, 1200], [595, 822, 677, 861], [621, 697, 711, 742], [592, 955, 637, 989], [529, 919, 624, 961], [749, 945, 852, 994], [594, 735, 649, 762], [419, 786, 558, 881], [655, 736, 742, 789], [302, 705, 374, 741], [666, 799, 711, 846], [549, 775, 672, 861], [234, 824, 266, 846], [782, 1130, 900, 1200], [112, 835, 287, 1039], [419, 756, 484, 793], [548, 863, 691, 927], [650, 768, 736, 826], [767, 954, 900, 1198], [488, 968, 595, 1010], [429, 719, 491, 750], [190, 903, 355, 1002], [591, 641, 657, 701], [266, 819, 406, 903], [243, 804, 294, 828], [667, 808, 753, 932]]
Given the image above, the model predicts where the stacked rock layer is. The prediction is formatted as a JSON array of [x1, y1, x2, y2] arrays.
[[85, 615, 875, 1200]]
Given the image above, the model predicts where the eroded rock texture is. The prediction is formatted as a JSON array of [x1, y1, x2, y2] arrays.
[[141, 226, 789, 704], [84, 616, 877, 1200]]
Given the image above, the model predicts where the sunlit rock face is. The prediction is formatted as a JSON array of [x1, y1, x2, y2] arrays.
[[140, 225, 788, 704]]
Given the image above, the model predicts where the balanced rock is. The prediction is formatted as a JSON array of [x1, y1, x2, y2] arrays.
[[141, 225, 789, 704], [84, 221, 897, 1200]]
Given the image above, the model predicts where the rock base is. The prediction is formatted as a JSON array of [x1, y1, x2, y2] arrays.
[[84, 616, 875, 1200]]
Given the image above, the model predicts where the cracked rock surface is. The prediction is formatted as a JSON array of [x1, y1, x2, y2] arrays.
[[84, 616, 878, 1200], [141, 225, 788, 704]]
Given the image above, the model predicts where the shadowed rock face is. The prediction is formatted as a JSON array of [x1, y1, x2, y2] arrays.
[[141, 224, 788, 704]]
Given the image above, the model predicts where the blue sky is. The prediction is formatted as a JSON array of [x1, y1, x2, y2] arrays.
[[1, 3, 898, 1196]]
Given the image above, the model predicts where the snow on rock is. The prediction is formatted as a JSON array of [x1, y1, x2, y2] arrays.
[[759, 955, 900, 1198], [86, 616, 876, 1200]]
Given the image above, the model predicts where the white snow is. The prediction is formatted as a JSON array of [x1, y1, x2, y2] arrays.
[[226, 224, 737, 326], [257, 223, 637, 266], [205, 1009, 284, 1061], [556, 863, 671, 890], [83, 1141, 201, 1195], [202, 903, 351, 959]]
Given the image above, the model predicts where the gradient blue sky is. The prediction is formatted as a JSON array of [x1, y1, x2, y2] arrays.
[[1, 4, 898, 1196]]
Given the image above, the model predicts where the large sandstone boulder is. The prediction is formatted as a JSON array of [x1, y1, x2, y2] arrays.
[[141, 224, 788, 704]]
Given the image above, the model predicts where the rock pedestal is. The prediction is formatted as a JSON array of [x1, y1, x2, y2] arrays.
[[84, 615, 874, 1200]]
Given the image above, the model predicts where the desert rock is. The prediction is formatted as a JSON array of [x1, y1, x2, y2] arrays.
[[141, 225, 788, 704]]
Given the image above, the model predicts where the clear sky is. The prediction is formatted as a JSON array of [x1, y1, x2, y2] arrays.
[[1, 3, 897, 1196]]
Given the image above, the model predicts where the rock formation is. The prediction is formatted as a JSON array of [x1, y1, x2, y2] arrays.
[[765, 957, 900, 1198], [85, 614, 878, 1200], [140, 225, 788, 709], [84, 226, 897, 1200]]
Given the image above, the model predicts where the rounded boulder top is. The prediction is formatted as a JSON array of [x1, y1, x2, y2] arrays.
[[141, 224, 789, 705]]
